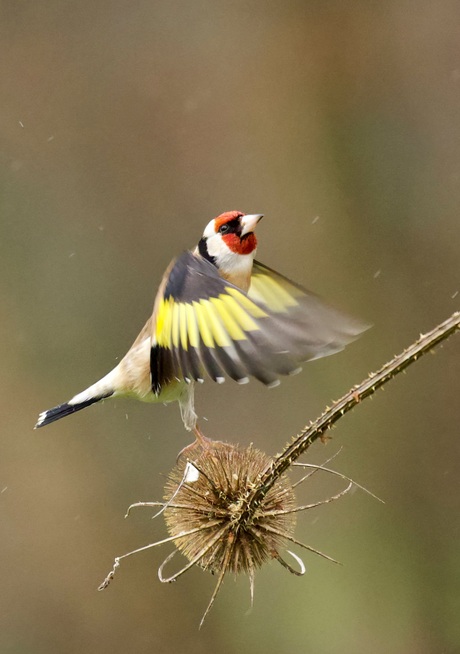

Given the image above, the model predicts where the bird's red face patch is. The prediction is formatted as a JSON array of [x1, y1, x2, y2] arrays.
[[213, 210, 257, 255], [222, 232, 257, 255], [214, 211, 244, 232]]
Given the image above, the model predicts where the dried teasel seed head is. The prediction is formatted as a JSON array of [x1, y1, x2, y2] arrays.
[[163, 440, 296, 577], [98, 440, 359, 625]]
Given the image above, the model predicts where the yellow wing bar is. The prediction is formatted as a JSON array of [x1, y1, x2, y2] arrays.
[[155, 288, 267, 351]]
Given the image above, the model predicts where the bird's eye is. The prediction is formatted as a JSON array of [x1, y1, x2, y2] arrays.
[[219, 224, 230, 234]]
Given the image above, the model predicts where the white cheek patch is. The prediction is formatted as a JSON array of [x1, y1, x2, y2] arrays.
[[206, 234, 225, 260], [203, 220, 217, 239]]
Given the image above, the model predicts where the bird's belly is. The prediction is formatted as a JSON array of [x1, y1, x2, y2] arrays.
[[134, 378, 188, 405]]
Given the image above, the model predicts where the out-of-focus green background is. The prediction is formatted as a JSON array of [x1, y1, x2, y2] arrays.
[[1, 2, 459, 653]]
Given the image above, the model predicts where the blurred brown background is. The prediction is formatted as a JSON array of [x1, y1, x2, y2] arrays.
[[1, 2, 459, 653]]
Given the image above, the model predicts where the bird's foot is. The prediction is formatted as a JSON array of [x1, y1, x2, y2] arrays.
[[193, 424, 214, 447], [176, 425, 221, 463]]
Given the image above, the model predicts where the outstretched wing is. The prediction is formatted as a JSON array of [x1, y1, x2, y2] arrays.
[[248, 260, 368, 362], [150, 251, 368, 394]]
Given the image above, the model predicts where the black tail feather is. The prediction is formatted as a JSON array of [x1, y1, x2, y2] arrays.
[[34, 393, 113, 429]]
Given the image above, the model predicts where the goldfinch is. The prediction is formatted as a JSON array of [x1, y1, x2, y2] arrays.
[[35, 211, 367, 436]]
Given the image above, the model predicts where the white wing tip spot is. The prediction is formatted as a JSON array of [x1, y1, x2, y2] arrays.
[[267, 379, 281, 388], [216, 377, 225, 384], [237, 377, 250, 385], [36, 411, 47, 427], [288, 367, 302, 376]]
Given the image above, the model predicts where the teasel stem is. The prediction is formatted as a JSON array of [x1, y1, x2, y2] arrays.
[[251, 311, 460, 506]]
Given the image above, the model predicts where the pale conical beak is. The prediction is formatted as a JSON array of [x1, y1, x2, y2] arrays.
[[241, 214, 263, 236]]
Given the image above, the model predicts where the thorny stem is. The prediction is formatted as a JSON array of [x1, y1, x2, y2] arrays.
[[249, 311, 460, 508]]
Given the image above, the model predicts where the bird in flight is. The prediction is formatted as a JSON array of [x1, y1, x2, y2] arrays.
[[35, 211, 367, 443]]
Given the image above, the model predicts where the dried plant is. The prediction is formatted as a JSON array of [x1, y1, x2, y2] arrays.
[[163, 441, 298, 577], [99, 311, 459, 626]]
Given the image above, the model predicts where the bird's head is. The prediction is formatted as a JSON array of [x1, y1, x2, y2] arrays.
[[198, 211, 263, 275]]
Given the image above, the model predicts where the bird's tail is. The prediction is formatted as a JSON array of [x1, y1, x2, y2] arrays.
[[34, 394, 113, 428], [34, 368, 119, 429]]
